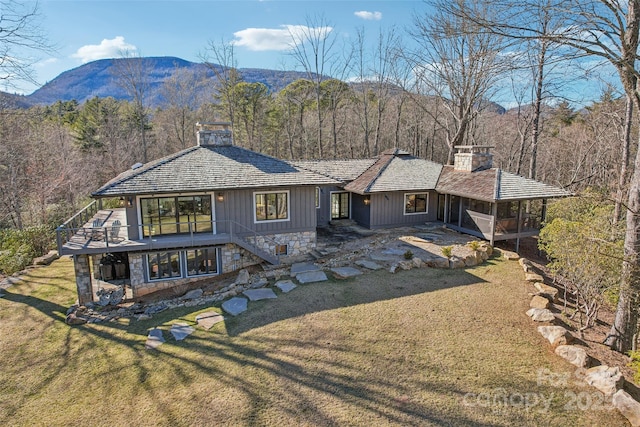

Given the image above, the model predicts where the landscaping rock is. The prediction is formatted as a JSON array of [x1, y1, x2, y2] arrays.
[[170, 323, 195, 341], [144, 303, 168, 316], [243, 288, 278, 301], [195, 312, 224, 330], [463, 254, 478, 267], [275, 280, 297, 293], [449, 256, 465, 269], [145, 328, 165, 349], [235, 269, 250, 285], [530, 295, 550, 309], [555, 345, 590, 368], [538, 325, 572, 346], [526, 308, 555, 322], [525, 273, 544, 282], [613, 390, 640, 427], [222, 297, 248, 316], [296, 270, 328, 283], [181, 288, 203, 300], [502, 250, 520, 260], [412, 257, 425, 268], [584, 365, 624, 396], [426, 257, 450, 269], [389, 263, 398, 274], [65, 312, 87, 325], [355, 260, 383, 270], [330, 267, 363, 279], [398, 261, 413, 270], [249, 277, 268, 289], [534, 282, 559, 302], [290, 262, 320, 277], [519, 257, 532, 272], [33, 250, 59, 266]]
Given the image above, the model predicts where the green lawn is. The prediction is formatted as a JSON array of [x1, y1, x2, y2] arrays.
[[0, 256, 628, 426]]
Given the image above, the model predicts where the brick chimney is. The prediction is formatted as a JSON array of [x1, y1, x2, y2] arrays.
[[196, 122, 233, 146], [453, 145, 494, 172]]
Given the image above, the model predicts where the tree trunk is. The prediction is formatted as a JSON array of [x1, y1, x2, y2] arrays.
[[614, 96, 633, 225]]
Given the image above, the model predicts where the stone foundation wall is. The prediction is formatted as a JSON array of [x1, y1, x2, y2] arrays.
[[73, 254, 93, 305], [248, 230, 316, 259]]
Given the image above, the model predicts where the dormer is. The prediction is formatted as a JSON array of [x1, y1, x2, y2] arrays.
[[454, 145, 493, 172], [196, 121, 233, 146]]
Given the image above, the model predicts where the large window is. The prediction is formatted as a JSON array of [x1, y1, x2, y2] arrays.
[[405, 193, 428, 215], [147, 251, 182, 280], [147, 247, 219, 281], [254, 191, 289, 222], [186, 248, 218, 277], [141, 195, 212, 237]]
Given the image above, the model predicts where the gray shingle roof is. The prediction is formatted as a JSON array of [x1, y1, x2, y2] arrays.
[[92, 145, 341, 197], [291, 159, 377, 182], [344, 149, 443, 194], [436, 166, 570, 202]]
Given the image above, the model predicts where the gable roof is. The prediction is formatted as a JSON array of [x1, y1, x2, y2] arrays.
[[344, 149, 443, 194], [291, 159, 377, 182], [92, 145, 341, 197], [436, 166, 570, 202]]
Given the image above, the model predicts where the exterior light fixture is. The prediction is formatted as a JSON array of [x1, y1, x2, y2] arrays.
[[127, 197, 134, 208], [364, 197, 371, 206], [217, 192, 224, 202]]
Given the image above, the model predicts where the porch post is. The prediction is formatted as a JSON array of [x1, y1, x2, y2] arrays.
[[73, 254, 94, 305], [515, 201, 523, 252], [490, 202, 497, 246], [443, 194, 449, 224]]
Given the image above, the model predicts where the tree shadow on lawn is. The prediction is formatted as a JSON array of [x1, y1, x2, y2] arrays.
[[223, 262, 491, 337]]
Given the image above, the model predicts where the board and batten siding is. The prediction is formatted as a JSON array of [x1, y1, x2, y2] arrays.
[[215, 186, 317, 234], [369, 191, 438, 229]]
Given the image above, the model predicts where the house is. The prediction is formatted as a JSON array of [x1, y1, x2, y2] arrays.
[[57, 124, 569, 305]]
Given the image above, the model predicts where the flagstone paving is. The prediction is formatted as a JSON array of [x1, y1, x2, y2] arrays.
[[275, 280, 297, 293], [296, 270, 328, 284], [195, 311, 225, 330], [290, 262, 320, 277], [222, 297, 248, 316], [330, 267, 363, 279], [170, 323, 195, 341], [145, 328, 165, 349], [243, 288, 278, 301], [355, 260, 383, 270]]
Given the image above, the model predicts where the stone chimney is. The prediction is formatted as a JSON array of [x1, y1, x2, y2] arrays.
[[453, 145, 494, 172], [196, 122, 233, 146]]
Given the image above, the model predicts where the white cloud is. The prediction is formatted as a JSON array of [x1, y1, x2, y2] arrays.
[[71, 36, 137, 63], [354, 11, 382, 21], [35, 58, 58, 67], [233, 25, 333, 51]]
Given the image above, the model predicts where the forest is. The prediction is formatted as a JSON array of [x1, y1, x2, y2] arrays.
[[2, 0, 640, 353]]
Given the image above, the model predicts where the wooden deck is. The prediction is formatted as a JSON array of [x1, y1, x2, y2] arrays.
[[59, 208, 233, 255]]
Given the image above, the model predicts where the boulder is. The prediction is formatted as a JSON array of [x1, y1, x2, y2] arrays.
[[519, 257, 532, 272], [235, 269, 250, 285], [534, 282, 559, 302], [554, 345, 590, 368], [412, 257, 425, 268], [526, 308, 555, 322], [398, 261, 413, 271], [33, 250, 59, 266], [449, 256, 465, 269], [181, 288, 203, 300], [65, 312, 87, 325], [538, 325, 572, 346], [426, 257, 450, 269], [389, 263, 398, 274], [525, 273, 545, 282], [584, 365, 624, 396], [463, 254, 478, 267], [613, 390, 640, 427], [502, 250, 520, 260], [530, 295, 550, 309]]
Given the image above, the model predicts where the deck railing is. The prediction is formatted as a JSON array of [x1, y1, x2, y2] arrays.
[[57, 210, 282, 264]]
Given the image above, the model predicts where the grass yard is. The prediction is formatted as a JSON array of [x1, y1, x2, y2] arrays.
[[0, 256, 629, 426]]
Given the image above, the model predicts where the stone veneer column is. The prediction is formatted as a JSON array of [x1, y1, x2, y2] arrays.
[[73, 254, 93, 305]]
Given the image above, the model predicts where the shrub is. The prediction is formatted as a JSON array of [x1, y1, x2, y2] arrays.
[[0, 226, 55, 275], [628, 351, 640, 384], [468, 241, 481, 251], [403, 250, 414, 260], [441, 246, 453, 258]]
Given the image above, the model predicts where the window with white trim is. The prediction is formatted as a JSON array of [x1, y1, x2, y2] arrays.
[[254, 190, 289, 222], [405, 193, 428, 215]]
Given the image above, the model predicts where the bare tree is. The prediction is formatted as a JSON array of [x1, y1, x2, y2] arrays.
[[288, 15, 337, 158], [0, 0, 52, 89], [112, 50, 150, 163], [409, 0, 509, 165], [201, 37, 243, 124]]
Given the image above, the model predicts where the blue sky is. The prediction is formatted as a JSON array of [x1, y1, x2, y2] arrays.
[[17, 0, 423, 94]]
